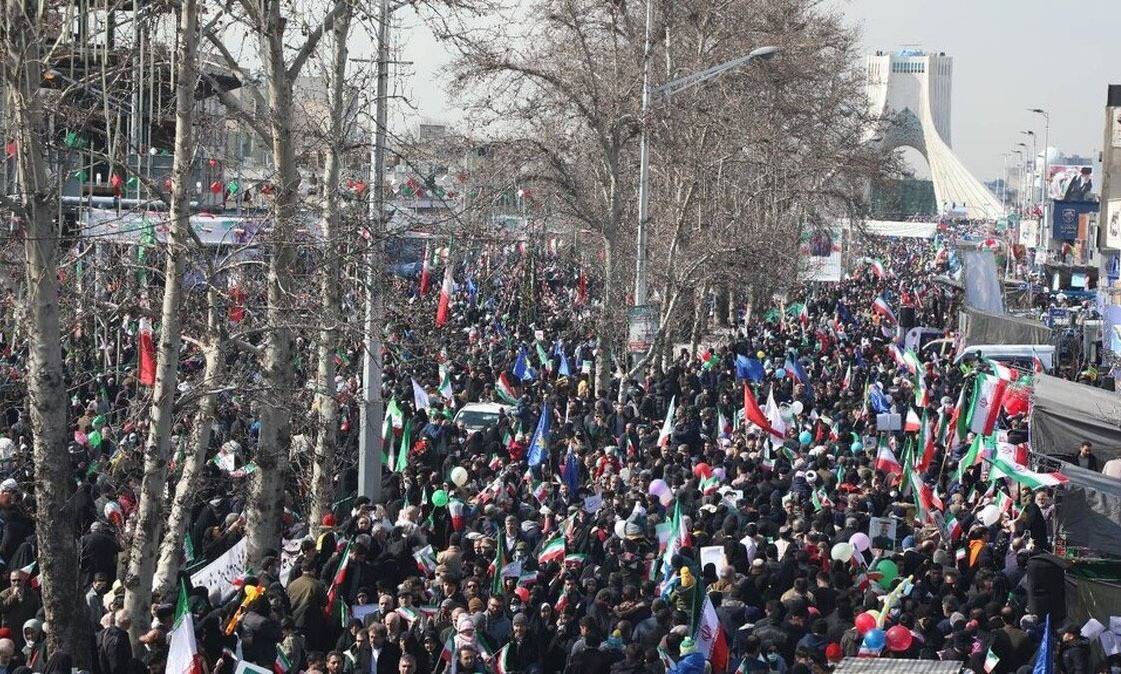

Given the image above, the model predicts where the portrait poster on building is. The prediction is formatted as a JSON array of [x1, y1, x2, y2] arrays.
[[801, 227, 843, 282]]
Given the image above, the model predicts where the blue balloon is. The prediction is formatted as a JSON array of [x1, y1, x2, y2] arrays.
[[863, 628, 886, 651], [851, 442, 863, 453], [798, 431, 813, 445], [774, 367, 787, 379]]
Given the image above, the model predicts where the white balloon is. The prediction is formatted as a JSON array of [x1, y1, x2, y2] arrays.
[[619, 468, 632, 482], [614, 520, 628, 539], [831, 542, 854, 562], [450, 466, 469, 487], [979, 504, 1001, 527], [791, 401, 804, 416]]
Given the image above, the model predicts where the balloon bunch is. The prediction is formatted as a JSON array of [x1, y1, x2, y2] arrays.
[[648, 479, 673, 506]]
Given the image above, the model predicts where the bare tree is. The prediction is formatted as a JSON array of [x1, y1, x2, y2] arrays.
[[1, 0, 92, 663]]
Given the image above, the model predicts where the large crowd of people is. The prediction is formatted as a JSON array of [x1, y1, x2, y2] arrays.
[[0, 228, 1108, 674]]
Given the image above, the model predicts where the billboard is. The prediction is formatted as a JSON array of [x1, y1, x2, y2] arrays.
[[800, 227, 843, 282], [1048, 164, 1094, 201], [1019, 219, 1039, 247], [1105, 199, 1121, 250], [1052, 200, 1098, 240]]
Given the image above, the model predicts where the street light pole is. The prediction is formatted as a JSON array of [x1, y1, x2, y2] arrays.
[[632, 23, 777, 309], [1030, 108, 1050, 251], [358, 0, 391, 503], [633, 0, 654, 309], [1021, 130, 1036, 202], [1012, 149, 1025, 214]]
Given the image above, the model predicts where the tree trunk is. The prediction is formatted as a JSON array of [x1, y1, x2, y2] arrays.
[[122, 0, 199, 637], [4, 4, 91, 664], [151, 290, 224, 600], [689, 282, 709, 355], [594, 234, 618, 397], [247, 8, 301, 567], [310, 4, 351, 527]]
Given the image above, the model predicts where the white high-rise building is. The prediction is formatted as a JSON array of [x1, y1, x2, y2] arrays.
[[865, 49, 1004, 220]]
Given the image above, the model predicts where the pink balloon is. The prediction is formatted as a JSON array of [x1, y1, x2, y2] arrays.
[[850, 532, 871, 552], [74, 431, 88, 446], [886, 625, 913, 652], [648, 479, 669, 496]]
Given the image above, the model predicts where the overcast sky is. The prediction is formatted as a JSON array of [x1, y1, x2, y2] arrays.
[[394, 0, 1121, 182]]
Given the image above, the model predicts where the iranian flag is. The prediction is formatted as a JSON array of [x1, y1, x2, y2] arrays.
[[495, 373, 520, 405], [869, 258, 888, 279], [905, 407, 921, 432], [841, 363, 852, 389], [438, 364, 455, 407], [419, 241, 431, 296], [968, 373, 1008, 436], [915, 413, 935, 472], [324, 540, 352, 620], [987, 456, 1068, 489], [955, 435, 983, 481], [538, 535, 565, 565], [138, 318, 156, 387], [447, 499, 465, 530], [413, 544, 436, 576], [764, 389, 787, 451], [871, 296, 896, 325], [494, 643, 512, 674], [694, 592, 730, 673], [434, 260, 454, 327], [657, 397, 677, 447], [874, 439, 902, 476], [167, 580, 204, 674], [983, 646, 1000, 673]]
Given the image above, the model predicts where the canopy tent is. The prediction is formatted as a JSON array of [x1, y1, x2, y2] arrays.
[[1055, 462, 1121, 557], [958, 306, 1051, 347], [1031, 374, 1121, 463]]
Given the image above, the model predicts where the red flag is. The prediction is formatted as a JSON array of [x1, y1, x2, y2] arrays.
[[743, 383, 783, 441], [138, 318, 156, 387], [435, 263, 453, 327]]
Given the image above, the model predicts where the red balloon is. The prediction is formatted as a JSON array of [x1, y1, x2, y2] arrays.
[[854, 612, 877, 635], [693, 462, 712, 479], [886, 625, 913, 652], [210, 181, 223, 194]]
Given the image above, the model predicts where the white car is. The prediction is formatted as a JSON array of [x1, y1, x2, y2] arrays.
[[453, 402, 513, 435]]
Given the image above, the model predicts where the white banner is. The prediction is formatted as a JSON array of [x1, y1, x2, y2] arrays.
[[190, 537, 247, 601]]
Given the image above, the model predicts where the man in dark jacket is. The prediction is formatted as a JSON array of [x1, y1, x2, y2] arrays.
[[286, 562, 328, 649], [356, 624, 401, 674], [97, 609, 136, 674], [79, 522, 120, 586]]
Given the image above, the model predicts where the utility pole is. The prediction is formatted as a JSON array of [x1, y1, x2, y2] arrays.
[[358, 0, 391, 502]]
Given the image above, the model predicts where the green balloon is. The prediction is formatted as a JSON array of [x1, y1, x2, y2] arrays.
[[875, 559, 898, 586], [92, 415, 106, 429], [88, 430, 102, 448], [228, 181, 240, 195], [431, 489, 449, 507]]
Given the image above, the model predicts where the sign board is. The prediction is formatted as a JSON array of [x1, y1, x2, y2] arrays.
[[1104, 199, 1121, 250], [627, 305, 658, 354], [800, 227, 843, 282], [1019, 219, 1039, 248], [1052, 200, 1098, 240]]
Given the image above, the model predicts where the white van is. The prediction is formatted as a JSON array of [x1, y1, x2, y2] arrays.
[[953, 344, 1055, 373], [453, 402, 514, 435]]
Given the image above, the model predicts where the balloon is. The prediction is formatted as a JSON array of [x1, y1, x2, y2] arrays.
[[619, 468, 631, 482], [849, 532, 871, 552], [450, 466, 469, 487], [210, 180, 223, 194], [92, 415, 106, 429], [850, 441, 863, 453], [830, 542, 854, 563], [104, 501, 123, 527], [648, 479, 669, 496], [431, 489, 449, 507], [790, 401, 804, 416], [694, 462, 712, 479], [854, 612, 877, 635], [886, 625, 913, 652], [712, 467, 726, 481], [774, 368, 787, 379], [614, 520, 627, 540], [798, 431, 812, 445], [979, 504, 1001, 527], [74, 431, 88, 446], [88, 430, 102, 448], [658, 491, 673, 507], [757, 351, 766, 359], [227, 181, 240, 195], [875, 560, 899, 586], [863, 628, 886, 651]]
